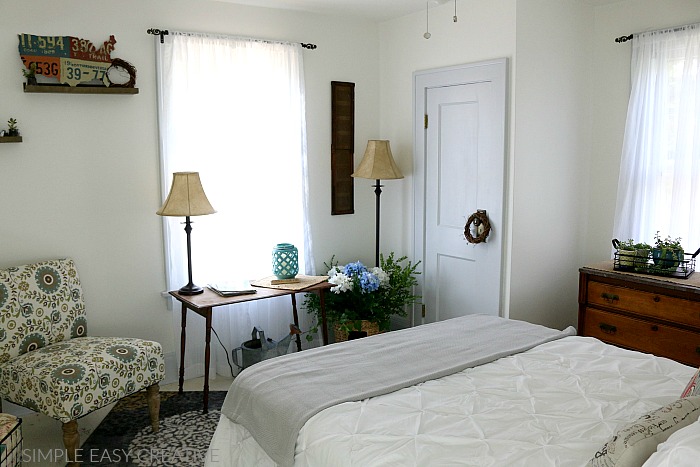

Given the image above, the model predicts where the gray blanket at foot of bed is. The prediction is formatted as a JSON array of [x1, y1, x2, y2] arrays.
[[221, 314, 576, 466]]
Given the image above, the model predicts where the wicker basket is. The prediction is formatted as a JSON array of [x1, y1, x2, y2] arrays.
[[0, 414, 22, 467], [333, 320, 381, 342]]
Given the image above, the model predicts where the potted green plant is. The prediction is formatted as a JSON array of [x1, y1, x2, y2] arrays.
[[652, 232, 684, 269], [6, 118, 19, 137], [633, 241, 652, 263], [303, 252, 420, 342], [614, 238, 637, 268]]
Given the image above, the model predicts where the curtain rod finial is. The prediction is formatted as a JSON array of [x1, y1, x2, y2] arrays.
[[147, 28, 169, 43], [615, 34, 633, 43]]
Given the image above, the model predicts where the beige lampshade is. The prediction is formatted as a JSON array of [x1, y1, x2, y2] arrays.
[[352, 140, 404, 180], [157, 172, 216, 217]]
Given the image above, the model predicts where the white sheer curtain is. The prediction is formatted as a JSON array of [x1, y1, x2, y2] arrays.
[[156, 32, 315, 379], [613, 23, 700, 250]]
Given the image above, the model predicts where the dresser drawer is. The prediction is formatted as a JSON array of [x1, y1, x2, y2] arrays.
[[587, 281, 700, 330], [583, 307, 700, 367]]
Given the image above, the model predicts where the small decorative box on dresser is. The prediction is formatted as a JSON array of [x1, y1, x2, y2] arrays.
[[579, 261, 700, 367]]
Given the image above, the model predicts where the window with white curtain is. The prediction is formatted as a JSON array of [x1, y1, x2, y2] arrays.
[[613, 23, 700, 250], [156, 31, 315, 379]]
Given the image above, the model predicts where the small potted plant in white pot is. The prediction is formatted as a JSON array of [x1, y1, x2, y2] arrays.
[[634, 241, 652, 265], [613, 239, 637, 269]]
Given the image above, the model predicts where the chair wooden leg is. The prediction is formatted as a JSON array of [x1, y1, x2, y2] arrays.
[[146, 383, 160, 432], [62, 420, 80, 466]]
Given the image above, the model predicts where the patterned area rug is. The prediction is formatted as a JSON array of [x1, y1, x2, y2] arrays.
[[79, 391, 226, 466]]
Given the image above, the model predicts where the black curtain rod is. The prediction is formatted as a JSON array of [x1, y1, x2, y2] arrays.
[[146, 28, 317, 49], [615, 23, 699, 43]]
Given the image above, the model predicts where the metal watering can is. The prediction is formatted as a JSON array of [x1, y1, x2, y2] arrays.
[[232, 324, 301, 371]]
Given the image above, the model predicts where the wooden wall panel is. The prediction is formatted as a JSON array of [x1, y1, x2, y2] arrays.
[[331, 81, 355, 215]]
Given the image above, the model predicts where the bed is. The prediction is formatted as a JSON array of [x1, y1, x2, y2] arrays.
[[205, 315, 700, 467]]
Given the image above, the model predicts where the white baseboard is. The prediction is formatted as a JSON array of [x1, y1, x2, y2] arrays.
[[162, 351, 179, 386]]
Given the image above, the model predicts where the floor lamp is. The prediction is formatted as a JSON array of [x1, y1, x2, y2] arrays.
[[157, 172, 216, 295], [352, 140, 404, 267]]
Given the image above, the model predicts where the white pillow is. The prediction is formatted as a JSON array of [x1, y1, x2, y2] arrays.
[[642, 419, 700, 467], [587, 397, 700, 467]]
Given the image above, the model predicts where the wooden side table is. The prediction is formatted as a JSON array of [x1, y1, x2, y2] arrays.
[[170, 279, 331, 413]]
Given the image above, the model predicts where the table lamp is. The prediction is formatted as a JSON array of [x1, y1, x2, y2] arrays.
[[352, 140, 404, 266], [157, 172, 216, 295]]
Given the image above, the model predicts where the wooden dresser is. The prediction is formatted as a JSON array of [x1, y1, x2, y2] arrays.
[[579, 262, 700, 367]]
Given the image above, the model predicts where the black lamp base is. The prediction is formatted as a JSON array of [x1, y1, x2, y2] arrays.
[[178, 283, 204, 295], [178, 216, 204, 296]]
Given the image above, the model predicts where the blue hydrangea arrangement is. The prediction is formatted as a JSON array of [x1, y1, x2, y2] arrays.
[[304, 252, 420, 339]]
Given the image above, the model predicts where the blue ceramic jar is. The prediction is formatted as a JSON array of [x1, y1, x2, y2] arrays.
[[272, 243, 299, 279]]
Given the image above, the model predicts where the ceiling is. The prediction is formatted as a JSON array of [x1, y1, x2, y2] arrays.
[[215, 0, 625, 22], [215, 0, 448, 21]]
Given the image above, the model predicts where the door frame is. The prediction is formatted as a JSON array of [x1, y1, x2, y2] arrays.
[[412, 59, 509, 326]]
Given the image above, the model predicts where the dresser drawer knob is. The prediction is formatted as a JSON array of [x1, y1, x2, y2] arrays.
[[653, 296, 661, 303], [601, 293, 619, 303], [650, 325, 659, 331], [599, 323, 617, 334]]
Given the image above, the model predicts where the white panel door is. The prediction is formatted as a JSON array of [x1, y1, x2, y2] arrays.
[[413, 60, 507, 324]]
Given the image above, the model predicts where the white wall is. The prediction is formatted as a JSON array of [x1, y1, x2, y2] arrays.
[[379, 0, 518, 327], [0, 0, 381, 363], [380, 0, 593, 329], [585, 0, 700, 261], [381, 0, 697, 331], [510, 0, 593, 329], [379, 0, 518, 260]]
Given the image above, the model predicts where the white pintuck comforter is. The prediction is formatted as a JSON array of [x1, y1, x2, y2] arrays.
[[205, 336, 695, 466]]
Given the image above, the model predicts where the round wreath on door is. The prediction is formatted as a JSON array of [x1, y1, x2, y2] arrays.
[[464, 210, 491, 244]]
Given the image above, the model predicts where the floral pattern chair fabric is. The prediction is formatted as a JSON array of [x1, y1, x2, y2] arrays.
[[0, 258, 164, 465]]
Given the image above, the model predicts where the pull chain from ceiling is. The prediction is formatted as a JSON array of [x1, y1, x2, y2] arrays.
[[424, 0, 459, 39], [424, 1, 432, 39]]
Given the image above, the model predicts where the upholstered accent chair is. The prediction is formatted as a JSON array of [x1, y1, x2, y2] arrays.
[[0, 259, 165, 465]]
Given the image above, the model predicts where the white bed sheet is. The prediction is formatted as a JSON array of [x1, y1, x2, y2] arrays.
[[205, 336, 695, 467], [643, 419, 700, 467]]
